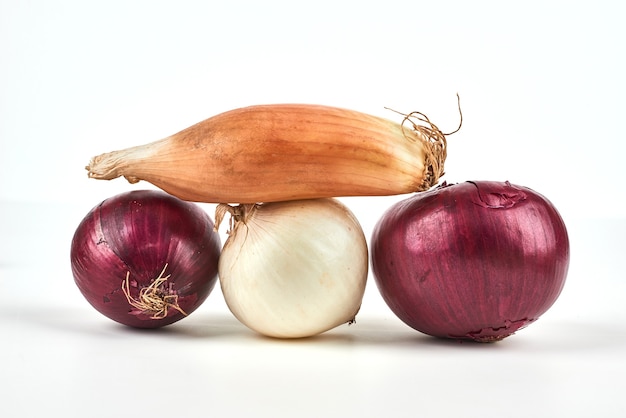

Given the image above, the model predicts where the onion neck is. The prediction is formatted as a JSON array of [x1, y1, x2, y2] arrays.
[[85, 138, 168, 182], [214, 203, 258, 234]]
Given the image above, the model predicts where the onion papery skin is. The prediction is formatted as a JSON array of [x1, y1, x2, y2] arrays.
[[371, 181, 570, 342], [70, 190, 221, 328], [218, 198, 368, 338]]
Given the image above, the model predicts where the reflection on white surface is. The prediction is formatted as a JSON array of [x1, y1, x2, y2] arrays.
[[3, 302, 625, 418], [1, 201, 625, 418]]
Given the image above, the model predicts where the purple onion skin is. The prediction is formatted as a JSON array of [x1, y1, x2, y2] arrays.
[[371, 181, 570, 342], [70, 190, 221, 328]]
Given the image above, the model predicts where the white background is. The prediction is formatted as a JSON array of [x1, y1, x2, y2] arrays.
[[1, 1, 625, 417]]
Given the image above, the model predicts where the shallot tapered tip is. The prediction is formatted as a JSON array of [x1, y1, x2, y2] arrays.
[[85, 153, 121, 180], [85, 140, 164, 183]]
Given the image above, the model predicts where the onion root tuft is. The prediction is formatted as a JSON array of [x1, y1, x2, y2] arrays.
[[121, 264, 187, 319]]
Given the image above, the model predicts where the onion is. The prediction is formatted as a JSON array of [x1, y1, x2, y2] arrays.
[[216, 198, 368, 338], [70, 190, 221, 328], [371, 181, 570, 342], [85, 104, 449, 203]]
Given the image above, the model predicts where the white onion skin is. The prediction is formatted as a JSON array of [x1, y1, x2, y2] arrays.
[[218, 198, 368, 338], [371, 181, 570, 342]]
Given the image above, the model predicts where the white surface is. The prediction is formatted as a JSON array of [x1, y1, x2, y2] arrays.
[[2, 1, 625, 417]]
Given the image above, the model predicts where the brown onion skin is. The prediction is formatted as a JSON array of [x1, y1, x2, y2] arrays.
[[70, 190, 221, 328], [371, 181, 570, 342]]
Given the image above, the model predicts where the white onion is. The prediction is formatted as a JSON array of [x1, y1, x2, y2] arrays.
[[216, 198, 368, 338]]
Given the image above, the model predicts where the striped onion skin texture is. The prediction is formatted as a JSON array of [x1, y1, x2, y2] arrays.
[[86, 104, 445, 203], [70, 190, 221, 328], [371, 181, 569, 342], [217, 198, 368, 338]]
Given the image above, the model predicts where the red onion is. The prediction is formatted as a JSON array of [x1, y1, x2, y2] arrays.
[[371, 181, 570, 342], [70, 190, 221, 328]]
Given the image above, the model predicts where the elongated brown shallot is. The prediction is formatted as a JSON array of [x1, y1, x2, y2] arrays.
[[86, 102, 459, 203]]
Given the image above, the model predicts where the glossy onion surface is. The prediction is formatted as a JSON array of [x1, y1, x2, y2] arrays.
[[70, 190, 221, 328], [218, 198, 368, 338], [371, 181, 570, 342]]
